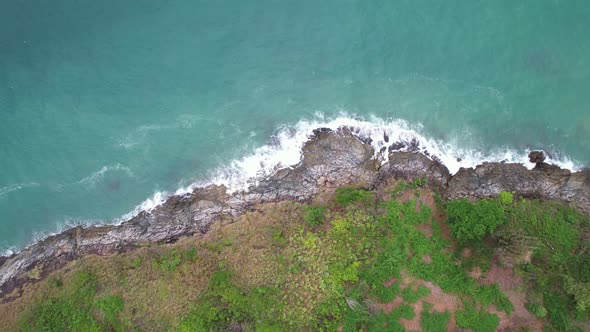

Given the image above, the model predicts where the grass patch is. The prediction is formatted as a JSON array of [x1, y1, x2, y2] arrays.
[[303, 205, 326, 227], [420, 304, 450, 332], [334, 187, 374, 207], [455, 305, 499, 332], [20, 271, 131, 332], [402, 284, 430, 303], [446, 198, 505, 243]]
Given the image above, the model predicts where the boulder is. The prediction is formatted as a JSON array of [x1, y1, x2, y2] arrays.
[[528, 150, 546, 163]]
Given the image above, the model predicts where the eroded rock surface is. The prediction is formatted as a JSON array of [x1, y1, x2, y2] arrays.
[[1, 127, 589, 300], [377, 152, 451, 189]]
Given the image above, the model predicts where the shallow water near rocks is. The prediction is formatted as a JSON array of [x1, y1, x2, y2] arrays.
[[1, 1, 589, 253]]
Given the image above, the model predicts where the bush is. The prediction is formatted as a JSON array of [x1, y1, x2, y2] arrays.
[[96, 295, 125, 329], [182, 247, 198, 261], [525, 303, 547, 318], [402, 285, 430, 303], [375, 282, 401, 303], [334, 187, 373, 207], [391, 181, 408, 196], [421, 308, 450, 332], [20, 271, 102, 331], [563, 276, 590, 313], [455, 306, 499, 332], [499, 191, 514, 205], [179, 269, 280, 331], [474, 284, 514, 314], [446, 199, 505, 243], [393, 304, 416, 320], [411, 177, 427, 189], [156, 249, 182, 272], [304, 206, 326, 227]]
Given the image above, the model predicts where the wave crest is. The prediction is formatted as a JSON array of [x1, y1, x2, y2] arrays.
[[0, 182, 40, 199], [122, 113, 580, 221], [4, 113, 580, 256]]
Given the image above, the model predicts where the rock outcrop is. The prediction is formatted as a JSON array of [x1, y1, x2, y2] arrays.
[[446, 153, 590, 215], [1, 129, 589, 300]]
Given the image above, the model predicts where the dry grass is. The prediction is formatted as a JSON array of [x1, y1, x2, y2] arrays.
[[0, 201, 303, 331]]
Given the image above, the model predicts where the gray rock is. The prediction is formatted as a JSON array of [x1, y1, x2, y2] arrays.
[[528, 150, 546, 163], [1, 126, 589, 300], [376, 152, 451, 189]]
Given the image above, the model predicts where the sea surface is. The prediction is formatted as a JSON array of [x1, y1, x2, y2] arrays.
[[1, 1, 589, 254]]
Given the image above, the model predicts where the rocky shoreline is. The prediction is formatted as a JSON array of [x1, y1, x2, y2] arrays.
[[1, 127, 589, 301]]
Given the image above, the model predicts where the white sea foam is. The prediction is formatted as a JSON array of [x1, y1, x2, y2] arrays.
[[4, 113, 581, 257], [78, 164, 134, 186], [0, 182, 40, 199], [116, 113, 582, 222], [116, 114, 201, 149], [115, 191, 170, 223], [30, 217, 107, 245], [0, 247, 16, 257], [205, 113, 581, 193]]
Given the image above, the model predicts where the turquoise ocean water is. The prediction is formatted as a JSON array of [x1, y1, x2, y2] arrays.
[[1, 1, 589, 254]]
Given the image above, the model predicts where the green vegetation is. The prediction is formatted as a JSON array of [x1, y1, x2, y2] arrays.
[[401, 284, 430, 303], [420, 305, 451, 332], [178, 270, 279, 331], [410, 176, 427, 189], [155, 249, 182, 272], [456, 305, 500, 332], [525, 303, 548, 318], [446, 198, 505, 242], [303, 205, 326, 227], [499, 191, 514, 205], [5, 187, 589, 331], [20, 271, 130, 332], [333, 186, 374, 206]]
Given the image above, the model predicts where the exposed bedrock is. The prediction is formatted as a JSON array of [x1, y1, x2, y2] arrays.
[[446, 159, 590, 214], [1, 129, 588, 300]]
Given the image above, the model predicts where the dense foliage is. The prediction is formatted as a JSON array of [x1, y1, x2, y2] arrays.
[[446, 198, 505, 243]]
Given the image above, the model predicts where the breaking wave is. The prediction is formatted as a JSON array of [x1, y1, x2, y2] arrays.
[[3, 113, 580, 257]]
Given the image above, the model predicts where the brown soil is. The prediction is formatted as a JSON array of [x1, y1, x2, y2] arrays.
[[469, 266, 483, 280], [374, 272, 462, 331], [482, 259, 544, 331], [404, 280, 462, 331], [417, 224, 434, 238], [462, 247, 472, 258]]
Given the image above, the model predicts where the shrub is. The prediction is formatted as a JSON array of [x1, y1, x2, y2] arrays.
[[156, 249, 182, 272], [564, 276, 590, 313], [499, 191, 514, 205], [20, 271, 102, 332], [130, 256, 142, 269], [304, 206, 326, 227], [334, 187, 373, 207], [421, 308, 450, 332], [455, 306, 499, 332], [182, 247, 198, 261], [393, 304, 416, 320], [411, 176, 427, 189], [47, 276, 63, 288], [96, 295, 125, 329], [525, 303, 547, 318], [473, 284, 513, 314], [402, 285, 430, 303], [391, 181, 408, 196], [446, 199, 505, 243], [179, 269, 280, 331], [375, 282, 401, 303]]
